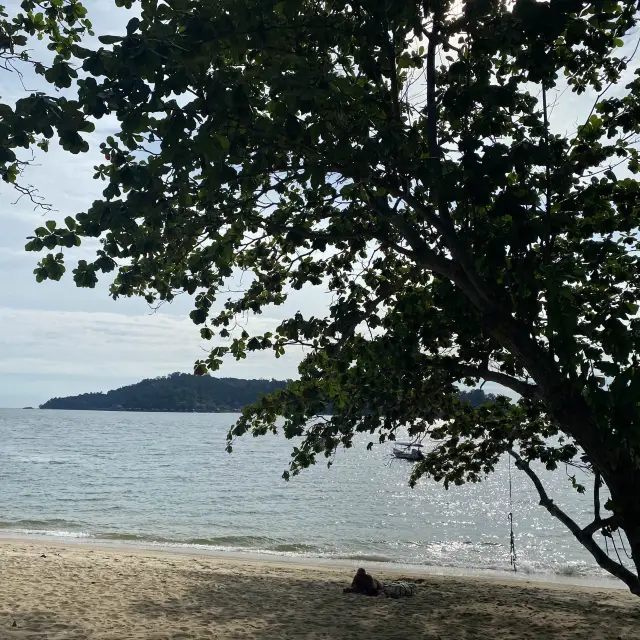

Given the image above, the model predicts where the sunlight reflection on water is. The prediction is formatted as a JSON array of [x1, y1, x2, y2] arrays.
[[0, 409, 629, 584]]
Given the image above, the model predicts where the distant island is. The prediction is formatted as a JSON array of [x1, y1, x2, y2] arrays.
[[40, 372, 496, 413], [40, 373, 287, 412]]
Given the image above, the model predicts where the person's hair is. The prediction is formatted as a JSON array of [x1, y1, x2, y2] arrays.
[[356, 568, 366, 575]]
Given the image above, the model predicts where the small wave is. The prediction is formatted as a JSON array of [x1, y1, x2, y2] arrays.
[[0, 518, 85, 531], [0, 526, 265, 551], [0, 517, 92, 540], [11, 455, 69, 465], [557, 565, 581, 577], [96, 532, 155, 542], [333, 553, 394, 563], [182, 535, 320, 553], [54, 497, 112, 503], [0, 528, 91, 539], [93, 532, 322, 555], [186, 535, 275, 548], [25, 529, 91, 538], [554, 563, 597, 578], [272, 543, 319, 553]]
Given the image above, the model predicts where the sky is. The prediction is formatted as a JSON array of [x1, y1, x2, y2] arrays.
[[0, 1, 321, 406], [0, 2, 634, 407]]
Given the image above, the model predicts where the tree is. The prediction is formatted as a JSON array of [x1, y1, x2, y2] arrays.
[[26, 0, 640, 594], [0, 0, 94, 208]]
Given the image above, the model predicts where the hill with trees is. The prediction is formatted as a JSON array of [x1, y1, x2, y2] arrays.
[[40, 374, 495, 413], [40, 373, 287, 412]]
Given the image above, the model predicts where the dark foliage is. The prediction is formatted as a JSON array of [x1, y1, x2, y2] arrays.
[[40, 374, 493, 413], [0, 1, 93, 208]]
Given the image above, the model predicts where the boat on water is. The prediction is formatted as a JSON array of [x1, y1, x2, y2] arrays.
[[392, 442, 425, 461]]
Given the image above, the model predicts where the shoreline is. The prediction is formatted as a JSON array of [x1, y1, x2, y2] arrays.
[[1, 539, 638, 639], [0, 531, 624, 593]]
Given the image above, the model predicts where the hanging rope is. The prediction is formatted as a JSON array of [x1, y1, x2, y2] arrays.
[[618, 529, 633, 561], [508, 454, 517, 573]]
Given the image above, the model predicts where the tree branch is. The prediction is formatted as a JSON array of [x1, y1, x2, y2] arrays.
[[419, 7, 494, 310], [508, 450, 640, 596], [580, 470, 619, 537], [542, 85, 553, 263], [364, 192, 492, 309], [582, 516, 617, 538], [454, 365, 542, 398], [425, 14, 439, 183]]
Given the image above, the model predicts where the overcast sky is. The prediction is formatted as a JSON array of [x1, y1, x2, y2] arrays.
[[0, 2, 634, 407], [0, 1, 319, 406]]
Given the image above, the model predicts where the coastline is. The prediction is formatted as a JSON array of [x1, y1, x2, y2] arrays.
[[0, 531, 626, 592], [1, 539, 638, 640]]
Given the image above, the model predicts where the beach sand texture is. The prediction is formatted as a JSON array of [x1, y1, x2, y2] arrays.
[[0, 541, 639, 640]]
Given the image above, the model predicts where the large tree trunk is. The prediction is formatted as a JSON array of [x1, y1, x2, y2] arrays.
[[622, 522, 640, 591], [554, 396, 640, 595], [606, 464, 640, 591], [511, 445, 640, 596], [489, 315, 640, 594]]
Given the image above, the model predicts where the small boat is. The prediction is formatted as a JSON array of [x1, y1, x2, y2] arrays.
[[392, 442, 425, 461]]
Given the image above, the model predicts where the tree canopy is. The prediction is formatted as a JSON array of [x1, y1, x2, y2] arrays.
[[0, 1, 94, 207], [25, 0, 640, 594]]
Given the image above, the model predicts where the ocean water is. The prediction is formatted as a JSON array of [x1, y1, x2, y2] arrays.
[[0, 409, 628, 585]]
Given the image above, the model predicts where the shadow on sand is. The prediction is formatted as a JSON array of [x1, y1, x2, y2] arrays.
[[129, 568, 640, 640]]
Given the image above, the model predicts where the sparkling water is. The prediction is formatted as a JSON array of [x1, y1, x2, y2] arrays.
[[0, 409, 627, 586]]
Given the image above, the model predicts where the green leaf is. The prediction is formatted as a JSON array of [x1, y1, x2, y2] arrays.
[[190, 309, 207, 325], [98, 35, 123, 45], [216, 135, 230, 150], [126, 17, 140, 35]]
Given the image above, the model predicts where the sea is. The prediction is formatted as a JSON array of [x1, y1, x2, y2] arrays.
[[0, 408, 630, 588]]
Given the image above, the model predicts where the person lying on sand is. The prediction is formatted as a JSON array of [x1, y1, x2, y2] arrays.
[[343, 568, 382, 596]]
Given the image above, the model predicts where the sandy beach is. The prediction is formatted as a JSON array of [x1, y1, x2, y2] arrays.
[[0, 540, 638, 640]]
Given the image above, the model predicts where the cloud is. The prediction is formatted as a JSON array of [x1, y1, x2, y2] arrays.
[[0, 305, 301, 374], [0, 306, 304, 405], [0, 246, 31, 263]]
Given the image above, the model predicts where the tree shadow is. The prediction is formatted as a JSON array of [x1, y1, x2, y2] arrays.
[[129, 568, 640, 640]]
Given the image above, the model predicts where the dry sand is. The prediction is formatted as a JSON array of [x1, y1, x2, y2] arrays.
[[0, 540, 638, 640]]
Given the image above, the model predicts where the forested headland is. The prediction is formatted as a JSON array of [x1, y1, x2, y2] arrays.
[[40, 373, 495, 413], [40, 373, 287, 412]]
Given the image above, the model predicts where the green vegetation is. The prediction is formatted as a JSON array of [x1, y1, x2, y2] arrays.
[[40, 373, 287, 412], [23, 0, 640, 593], [0, 1, 93, 208], [40, 374, 494, 413]]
